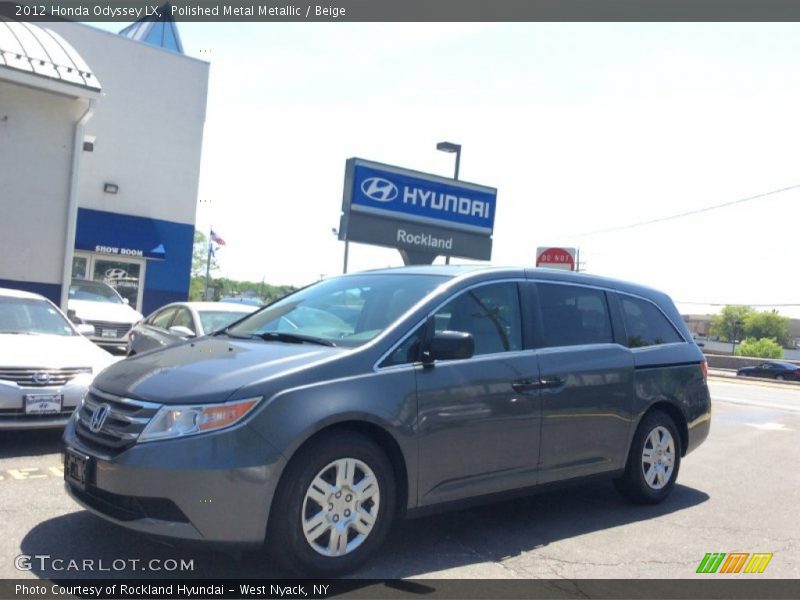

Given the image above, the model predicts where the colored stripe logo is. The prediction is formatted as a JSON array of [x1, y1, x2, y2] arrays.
[[697, 553, 773, 574]]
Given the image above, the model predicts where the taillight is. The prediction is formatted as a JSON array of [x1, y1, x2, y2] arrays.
[[700, 361, 708, 380], [794, 370, 800, 376]]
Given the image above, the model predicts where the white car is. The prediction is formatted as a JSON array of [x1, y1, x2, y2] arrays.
[[0, 288, 115, 430], [68, 279, 143, 352]]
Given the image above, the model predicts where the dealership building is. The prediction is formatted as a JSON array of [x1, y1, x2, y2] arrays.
[[0, 13, 208, 314]]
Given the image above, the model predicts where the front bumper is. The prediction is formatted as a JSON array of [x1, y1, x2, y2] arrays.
[[63, 418, 286, 547], [0, 378, 90, 430]]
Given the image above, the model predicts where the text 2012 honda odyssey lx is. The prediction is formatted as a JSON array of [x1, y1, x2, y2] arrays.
[[63, 266, 710, 575]]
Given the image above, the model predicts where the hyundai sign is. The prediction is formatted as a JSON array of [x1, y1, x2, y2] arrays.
[[340, 158, 497, 262]]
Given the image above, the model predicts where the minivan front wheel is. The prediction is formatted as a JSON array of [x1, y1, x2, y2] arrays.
[[615, 411, 681, 504], [267, 432, 395, 576]]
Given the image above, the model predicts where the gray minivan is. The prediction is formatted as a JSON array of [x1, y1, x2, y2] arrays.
[[63, 266, 710, 575]]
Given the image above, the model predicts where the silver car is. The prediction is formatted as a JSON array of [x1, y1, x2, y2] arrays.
[[0, 288, 114, 429], [127, 302, 257, 355]]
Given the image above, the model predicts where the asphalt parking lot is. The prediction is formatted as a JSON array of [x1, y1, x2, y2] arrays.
[[0, 377, 798, 581]]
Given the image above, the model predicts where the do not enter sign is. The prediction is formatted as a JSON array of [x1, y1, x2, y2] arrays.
[[536, 247, 576, 271]]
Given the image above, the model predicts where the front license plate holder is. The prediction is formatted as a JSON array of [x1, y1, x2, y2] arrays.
[[24, 394, 62, 415], [64, 449, 93, 491]]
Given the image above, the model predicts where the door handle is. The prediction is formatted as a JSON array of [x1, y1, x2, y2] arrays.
[[539, 376, 565, 389], [511, 378, 540, 393]]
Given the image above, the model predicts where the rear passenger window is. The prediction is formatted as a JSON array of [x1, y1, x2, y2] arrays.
[[538, 284, 613, 347], [620, 296, 683, 348]]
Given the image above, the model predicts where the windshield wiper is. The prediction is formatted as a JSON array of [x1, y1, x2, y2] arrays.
[[255, 332, 336, 347]]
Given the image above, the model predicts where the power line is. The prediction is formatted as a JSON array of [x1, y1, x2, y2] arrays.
[[678, 302, 800, 307], [571, 182, 800, 238]]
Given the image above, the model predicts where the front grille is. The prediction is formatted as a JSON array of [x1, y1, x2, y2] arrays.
[[0, 407, 74, 420], [0, 367, 92, 387], [68, 484, 189, 523], [75, 388, 160, 453], [85, 321, 132, 340]]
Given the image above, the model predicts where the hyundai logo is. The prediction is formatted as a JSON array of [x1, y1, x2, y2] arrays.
[[32, 371, 52, 385], [89, 403, 111, 433], [360, 177, 398, 203]]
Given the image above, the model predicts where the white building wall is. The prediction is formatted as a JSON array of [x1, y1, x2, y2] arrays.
[[0, 81, 87, 285], [46, 22, 209, 226]]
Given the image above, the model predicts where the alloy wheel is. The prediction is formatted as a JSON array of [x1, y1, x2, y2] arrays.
[[641, 426, 675, 490], [301, 458, 380, 557]]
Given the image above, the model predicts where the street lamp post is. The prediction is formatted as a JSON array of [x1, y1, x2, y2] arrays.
[[332, 227, 349, 274], [732, 320, 743, 356], [436, 141, 461, 265]]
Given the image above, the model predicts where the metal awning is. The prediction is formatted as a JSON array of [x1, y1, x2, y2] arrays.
[[0, 17, 101, 97]]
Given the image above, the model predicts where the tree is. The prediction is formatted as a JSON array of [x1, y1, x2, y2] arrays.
[[710, 305, 754, 342], [192, 230, 218, 278], [735, 337, 784, 359], [743, 310, 790, 347]]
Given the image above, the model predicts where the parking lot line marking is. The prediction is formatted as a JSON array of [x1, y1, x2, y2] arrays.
[[713, 396, 800, 413]]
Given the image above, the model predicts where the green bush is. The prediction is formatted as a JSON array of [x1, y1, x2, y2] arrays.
[[735, 337, 784, 359]]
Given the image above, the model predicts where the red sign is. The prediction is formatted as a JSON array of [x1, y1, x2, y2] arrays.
[[536, 247, 576, 271]]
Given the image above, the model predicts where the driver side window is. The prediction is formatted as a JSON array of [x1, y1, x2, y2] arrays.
[[381, 282, 522, 367]]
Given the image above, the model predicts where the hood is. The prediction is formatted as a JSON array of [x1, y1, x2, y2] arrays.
[[0, 333, 115, 371], [68, 299, 143, 323], [92, 336, 346, 405]]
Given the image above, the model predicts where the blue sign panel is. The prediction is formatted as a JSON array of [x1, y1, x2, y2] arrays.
[[348, 160, 497, 233]]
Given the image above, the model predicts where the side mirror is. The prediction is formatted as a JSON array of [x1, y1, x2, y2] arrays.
[[67, 309, 81, 324], [122, 298, 130, 305], [75, 324, 95, 336], [423, 330, 474, 363], [168, 325, 196, 338]]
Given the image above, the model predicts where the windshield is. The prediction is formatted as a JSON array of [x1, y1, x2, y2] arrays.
[[198, 310, 253, 333], [226, 274, 449, 347], [69, 280, 123, 304], [0, 297, 75, 336]]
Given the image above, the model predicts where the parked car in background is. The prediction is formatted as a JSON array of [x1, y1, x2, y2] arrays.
[[64, 266, 710, 576], [0, 288, 114, 429], [68, 279, 143, 353], [127, 302, 258, 355], [736, 361, 800, 381], [220, 296, 264, 307]]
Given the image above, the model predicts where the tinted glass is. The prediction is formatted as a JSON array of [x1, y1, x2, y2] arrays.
[[620, 295, 683, 348], [0, 297, 75, 336], [434, 282, 522, 356], [227, 274, 448, 348], [150, 308, 177, 329], [538, 283, 613, 347]]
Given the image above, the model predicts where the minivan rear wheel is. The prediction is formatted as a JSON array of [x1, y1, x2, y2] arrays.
[[614, 410, 681, 504], [267, 431, 395, 576]]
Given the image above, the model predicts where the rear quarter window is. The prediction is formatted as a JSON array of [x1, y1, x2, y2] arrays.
[[620, 295, 684, 348]]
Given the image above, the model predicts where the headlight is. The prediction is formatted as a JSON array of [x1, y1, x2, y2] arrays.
[[138, 397, 262, 443]]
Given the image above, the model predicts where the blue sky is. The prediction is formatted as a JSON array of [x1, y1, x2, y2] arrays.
[[93, 22, 800, 316]]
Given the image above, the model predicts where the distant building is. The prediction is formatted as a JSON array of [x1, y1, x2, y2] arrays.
[[682, 313, 800, 349], [0, 11, 208, 314]]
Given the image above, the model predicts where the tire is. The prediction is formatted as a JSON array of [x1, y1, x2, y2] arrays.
[[267, 431, 396, 576], [614, 410, 681, 504]]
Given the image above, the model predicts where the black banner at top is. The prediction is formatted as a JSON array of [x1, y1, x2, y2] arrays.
[[5, 0, 800, 22]]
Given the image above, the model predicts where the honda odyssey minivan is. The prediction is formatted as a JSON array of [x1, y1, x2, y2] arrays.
[[63, 266, 710, 575]]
